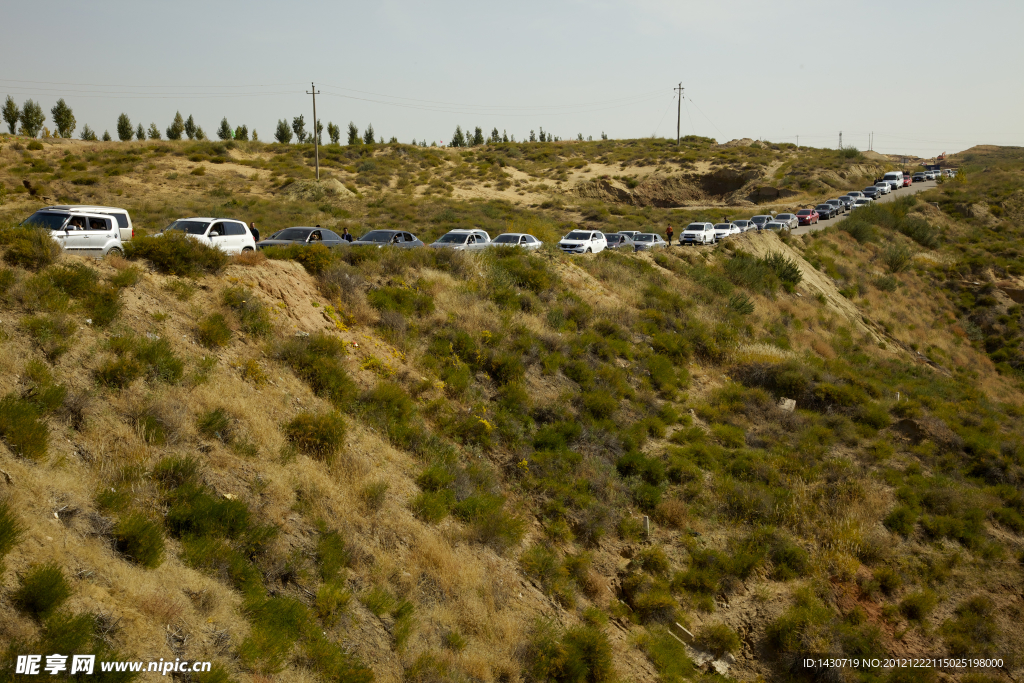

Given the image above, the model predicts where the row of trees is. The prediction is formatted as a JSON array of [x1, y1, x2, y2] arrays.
[[4, 95, 612, 147]]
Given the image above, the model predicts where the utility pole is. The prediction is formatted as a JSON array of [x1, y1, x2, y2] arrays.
[[306, 81, 321, 180], [839, 131, 842, 149], [796, 135, 799, 147], [674, 83, 683, 145]]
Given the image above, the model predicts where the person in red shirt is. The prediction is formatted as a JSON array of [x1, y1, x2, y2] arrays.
[[666, 225, 674, 246]]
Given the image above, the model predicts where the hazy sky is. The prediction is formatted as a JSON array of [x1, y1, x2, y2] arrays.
[[3, 0, 1021, 156]]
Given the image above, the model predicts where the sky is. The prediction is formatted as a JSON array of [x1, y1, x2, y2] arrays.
[[2, 0, 1022, 156]]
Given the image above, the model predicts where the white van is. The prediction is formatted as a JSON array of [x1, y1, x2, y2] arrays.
[[21, 208, 125, 257], [43, 205, 134, 242], [881, 172, 904, 192], [160, 217, 256, 254]]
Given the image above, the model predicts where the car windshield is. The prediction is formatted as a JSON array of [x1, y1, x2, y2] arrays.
[[564, 231, 592, 240], [797, 210, 811, 216], [436, 233, 468, 244], [635, 234, 655, 242], [358, 231, 395, 243], [685, 224, 705, 230], [714, 224, 731, 229], [492, 235, 520, 244], [21, 211, 68, 230], [165, 220, 210, 235], [272, 228, 313, 240]]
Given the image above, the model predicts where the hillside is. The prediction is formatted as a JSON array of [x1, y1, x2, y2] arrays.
[[0, 136, 1022, 683]]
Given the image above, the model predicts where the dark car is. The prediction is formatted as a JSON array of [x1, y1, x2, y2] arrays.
[[350, 229, 424, 248], [862, 186, 882, 199], [796, 209, 819, 225], [825, 199, 846, 215], [257, 227, 343, 249], [836, 196, 856, 210], [815, 204, 836, 219], [604, 233, 636, 250]]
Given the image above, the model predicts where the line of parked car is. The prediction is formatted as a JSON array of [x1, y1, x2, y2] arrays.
[[19, 168, 950, 260]]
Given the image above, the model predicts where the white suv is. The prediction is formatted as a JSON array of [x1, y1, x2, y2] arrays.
[[21, 208, 124, 257], [681, 222, 715, 245], [558, 229, 606, 254], [42, 205, 134, 242], [160, 217, 256, 254]]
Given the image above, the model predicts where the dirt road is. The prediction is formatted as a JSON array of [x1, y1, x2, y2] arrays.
[[791, 179, 937, 235]]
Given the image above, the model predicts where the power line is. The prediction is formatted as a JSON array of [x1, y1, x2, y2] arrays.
[[685, 96, 723, 138]]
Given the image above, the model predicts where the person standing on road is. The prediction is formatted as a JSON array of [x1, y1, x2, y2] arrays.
[[341, 227, 353, 242], [249, 222, 260, 242], [665, 225, 673, 246]]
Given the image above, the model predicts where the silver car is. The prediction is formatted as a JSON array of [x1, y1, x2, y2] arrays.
[[713, 223, 742, 241], [632, 233, 668, 251], [763, 221, 788, 232], [773, 213, 799, 230], [733, 220, 756, 232], [488, 233, 542, 250], [604, 233, 636, 250], [21, 209, 125, 257], [431, 229, 491, 251]]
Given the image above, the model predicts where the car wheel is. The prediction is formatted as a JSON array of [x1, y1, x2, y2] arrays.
[[106, 247, 123, 257], [242, 247, 254, 253], [585, 248, 592, 254]]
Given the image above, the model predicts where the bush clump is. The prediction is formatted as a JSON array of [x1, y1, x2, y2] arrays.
[[113, 514, 165, 568], [96, 334, 184, 387], [284, 411, 346, 463], [0, 394, 50, 459], [275, 333, 357, 407], [222, 285, 273, 337], [197, 313, 232, 348], [0, 227, 62, 270], [522, 620, 614, 683], [12, 562, 72, 619], [124, 231, 228, 276], [0, 498, 24, 570], [695, 622, 741, 658]]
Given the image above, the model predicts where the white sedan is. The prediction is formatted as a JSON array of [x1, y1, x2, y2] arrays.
[[488, 233, 542, 250], [713, 223, 742, 241]]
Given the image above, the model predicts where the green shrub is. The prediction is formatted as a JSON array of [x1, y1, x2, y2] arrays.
[[113, 514, 165, 568], [941, 596, 998, 655], [442, 630, 467, 652], [124, 231, 228, 276], [884, 506, 917, 536], [882, 243, 913, 273], [711, 423, 745, 447], [222, 285, 273, 337], [0, 498, 24, 569], [316, 526, 351, 581], [197, 408, 233, 442], [22, 314, 76, 360], [109, 266, 141, 288], [284, 411, 346, 463], [360, 481, 389, 511], [725, 252, 779, 294], [12, 562, 72, 619], [0, 394, 49, 459], [0, 227, 61, 270], [765, 588, 832, 652], [197, 313, 232, 348], [97, 334, 184, 387], [411, 490, 453, 523], [695, 622, 741, 658], [275, 333, 357, 406], [843, 219, 878, 243], [315, 578, 351, 627], [874, 275, 899, 292], [899, 590, 937, 622], [524, 620, 614, 683], [238, 597, 309, 674], [367, 286, 435, 317], [181, 537, 263, 597], [152, 455, 200, 489], [360, 586, 397, 617]]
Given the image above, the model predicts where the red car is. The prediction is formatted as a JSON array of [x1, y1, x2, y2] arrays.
[[903, 175, 913, 187], [797, 208, 819, 225]]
